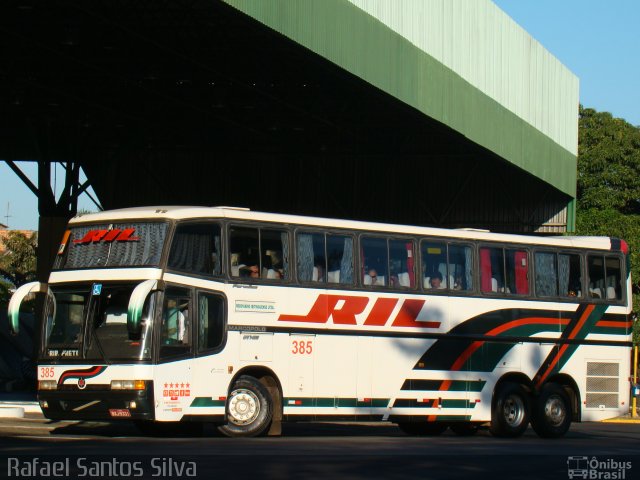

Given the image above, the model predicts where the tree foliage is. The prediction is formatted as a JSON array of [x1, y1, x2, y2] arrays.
[[0, 231, 38, 289], [578, 106, 640, 213], [576, 106, 640, 344]]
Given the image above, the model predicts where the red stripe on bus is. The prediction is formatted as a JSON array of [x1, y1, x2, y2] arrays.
[[595, 320, 632, 328], [535, 305, 595, 387]]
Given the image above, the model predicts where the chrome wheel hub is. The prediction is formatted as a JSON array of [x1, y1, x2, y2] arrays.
[[503, 394, 525, 427], [228, 388, 260, 426], [544, 394, 566, 426]]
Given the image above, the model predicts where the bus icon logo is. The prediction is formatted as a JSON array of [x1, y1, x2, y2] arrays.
[[567, 456, 589, 479]]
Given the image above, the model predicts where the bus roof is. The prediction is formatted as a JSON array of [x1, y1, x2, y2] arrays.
[[69, 206, 617, 251]]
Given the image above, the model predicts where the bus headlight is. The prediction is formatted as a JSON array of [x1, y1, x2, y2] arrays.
[[110, 380, 146, 390], [38, 380, 57, 390]]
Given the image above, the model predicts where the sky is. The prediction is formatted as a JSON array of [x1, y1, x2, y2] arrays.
[[1, 1, 639, 231]]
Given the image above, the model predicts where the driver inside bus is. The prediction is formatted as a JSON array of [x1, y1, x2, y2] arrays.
[[163, 299, 187, 344]]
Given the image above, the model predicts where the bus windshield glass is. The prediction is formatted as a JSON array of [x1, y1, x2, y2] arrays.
[[53, 222, 168, 270], [43, 284, 155, 362]]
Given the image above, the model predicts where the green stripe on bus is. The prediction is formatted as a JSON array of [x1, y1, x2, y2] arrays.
[[401, 380, 486, 392], [190, 397, 226, 407], [284, 398, 390, 408], [393, 399, 475, 409]]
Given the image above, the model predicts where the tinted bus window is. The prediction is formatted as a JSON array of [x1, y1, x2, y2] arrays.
[[422, 242, 473, 291], [297, 232, 354, 285], [168, 223, 221, 276], [588, 255, 622, 300], [480, 247, 529, 295], [535, 252, 582, 298], [362, 237, 389, 287], [230, 226, 289, 280]]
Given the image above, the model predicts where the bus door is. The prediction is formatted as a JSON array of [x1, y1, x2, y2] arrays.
[[154, 287, 193, 421]]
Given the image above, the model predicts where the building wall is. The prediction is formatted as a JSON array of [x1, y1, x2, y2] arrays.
[[348, 0, 579, 156], [224, 0, 579, 199]]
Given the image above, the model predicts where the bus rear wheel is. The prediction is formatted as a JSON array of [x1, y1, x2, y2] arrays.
[[218, 375, 273, 438], [490, 382, 530, 438], [530, 383, 572, 438], [398, 422, 448, 436]]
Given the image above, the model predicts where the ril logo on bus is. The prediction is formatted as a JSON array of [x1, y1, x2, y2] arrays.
[[73, 228, 140, 244], [278, 294, 440, 329]]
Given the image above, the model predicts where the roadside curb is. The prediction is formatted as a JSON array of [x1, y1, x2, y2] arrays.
[[600, 416, 640, 424], [0, 402, 41, 414], [0, 407, 24, 418]]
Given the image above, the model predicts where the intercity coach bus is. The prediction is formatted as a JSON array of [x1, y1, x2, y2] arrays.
[[8, 206, 633, 438]]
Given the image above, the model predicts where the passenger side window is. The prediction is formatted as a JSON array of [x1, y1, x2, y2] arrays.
[[588, 255, 622, 301], [421, 241, 473, 291], [296, 231, 354, 285], [229, 226, 290, 281], [480, 247, 529, 295], [197, 293, 225, 352], [168, 223, 222, 276], [448, 244, 473, 291], [389, 239, 415, 289], [535, 252, 582, 298], [362, 237, 389, 287], [160, 288, 191, 360], [422, 241, 447, 290]]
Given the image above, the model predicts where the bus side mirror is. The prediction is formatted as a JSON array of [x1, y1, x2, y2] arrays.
[[7, 282, 51, 335], [127, 279, 164, 336]]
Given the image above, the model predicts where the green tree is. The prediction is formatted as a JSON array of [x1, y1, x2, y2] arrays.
[[576, 106, 640, 344], [577, 106, 640, 213], [0, 231, 38, 289]]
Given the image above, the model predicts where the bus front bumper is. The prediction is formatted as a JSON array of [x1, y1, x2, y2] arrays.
[[38, 384, 155, 421]]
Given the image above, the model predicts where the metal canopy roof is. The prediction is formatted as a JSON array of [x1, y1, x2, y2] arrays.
[[0, 0, 574, 234]]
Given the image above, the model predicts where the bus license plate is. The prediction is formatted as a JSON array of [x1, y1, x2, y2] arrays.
[[109, 409, 131, 418]]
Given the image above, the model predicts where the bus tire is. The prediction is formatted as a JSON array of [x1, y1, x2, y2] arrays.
[[450, 423, 479, 436], [530, 383, 572, 438], [218, 375, 273, 438], [490, 382, 530, 438], [397, 422, 447, 436]]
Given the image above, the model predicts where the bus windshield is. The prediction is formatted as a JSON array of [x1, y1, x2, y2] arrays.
[[43, 284, 155, 362], [53, 222, 168, 270]]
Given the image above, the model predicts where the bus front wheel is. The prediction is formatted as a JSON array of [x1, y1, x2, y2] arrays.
[[490, 382, 530, 438], [218, 375, 273, 438], [530, 383, 572, 438]]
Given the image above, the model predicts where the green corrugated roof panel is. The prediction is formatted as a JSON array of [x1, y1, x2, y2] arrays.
[[223, 0, 577, 197]]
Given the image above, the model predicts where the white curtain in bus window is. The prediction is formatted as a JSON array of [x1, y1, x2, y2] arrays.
[[324, 234, 353, 285], [296, 232, 325, 283], [168, 223, 221, 276], [449, 244, 473, 291], [558, 253, 582, 298], [535, 252, 558, 297]]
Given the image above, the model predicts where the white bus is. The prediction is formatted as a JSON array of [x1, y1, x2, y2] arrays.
[[8, 206, 633, 438]]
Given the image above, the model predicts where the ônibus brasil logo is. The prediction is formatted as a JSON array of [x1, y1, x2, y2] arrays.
[[567, 456, 632, 479]]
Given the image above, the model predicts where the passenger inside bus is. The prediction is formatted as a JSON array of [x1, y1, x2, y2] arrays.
[[428, 272, 444, 289]]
